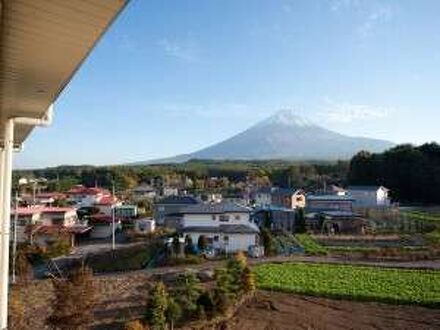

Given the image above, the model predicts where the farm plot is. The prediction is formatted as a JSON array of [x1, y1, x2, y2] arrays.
[[254, 263, 440, 307]]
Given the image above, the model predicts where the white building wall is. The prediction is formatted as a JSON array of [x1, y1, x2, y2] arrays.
[[185, 231, 257, 252]]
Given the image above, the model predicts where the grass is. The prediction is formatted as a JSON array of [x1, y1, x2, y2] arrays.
[[88, 243, 158, 273], [402, 211, 440, 223], [295, 234, 328, 255], [254, 263, 440, 307]]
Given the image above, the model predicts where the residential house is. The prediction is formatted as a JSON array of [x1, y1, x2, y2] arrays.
[[93, 196, 121, 216], [253, 206, 297, 232], [66, 185, 111, 207], [11, 207, 42, 243], [271, 188, 306, 209], [306, 195, 354, 213], [253, 187, 273, 207], [88, 214, 121, 239], [154, 195, 199, 226], [11, 206, 91, 247], [347, 186, 391, 208], [179, 203, 259, 253], [133, 218, 155, 234], [115, 204, 138, 219], [131, 184, 157, 201], [161, 186, 178, 197]]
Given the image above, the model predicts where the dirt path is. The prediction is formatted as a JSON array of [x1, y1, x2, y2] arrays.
[[228, 291, 440, 330]]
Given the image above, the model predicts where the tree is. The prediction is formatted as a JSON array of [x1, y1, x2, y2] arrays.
[[48, 265, 95, 329], [171, 272, 202, 315], [166, 297, 182, 330], [241, 266, 256, 293], [295, 208, 306, 233], [260, 228, 274, 256], [15, 248, 33, 283], [197, 235, 208, 251], [146, 282, 168, 330], [226, 252, 246, 292], [196, 290, 215, 318], [184, 235, 194, 255], [172, 234, 181, 257]]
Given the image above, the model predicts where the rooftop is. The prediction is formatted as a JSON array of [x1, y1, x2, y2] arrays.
[[181, 202, 250, 214], [307, 195, 355, 201], [347, 185, 389, 192], [156, 195, 199, 205]]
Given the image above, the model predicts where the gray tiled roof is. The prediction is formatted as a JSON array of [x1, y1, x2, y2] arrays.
[[181, 202, 250, 214], [156, 195, 199, 205], [307, 195, 354, 201], [347, 185, 389, 192]]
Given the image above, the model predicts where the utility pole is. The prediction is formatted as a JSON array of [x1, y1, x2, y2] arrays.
[[112, 181, 116, 250], [12, 189, 18, 284]]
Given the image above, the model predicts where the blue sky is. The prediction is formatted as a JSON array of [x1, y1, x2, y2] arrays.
[[15, 0, 440, 168]]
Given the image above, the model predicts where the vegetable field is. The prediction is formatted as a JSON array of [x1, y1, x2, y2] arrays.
[[254, 263, 440, 307]]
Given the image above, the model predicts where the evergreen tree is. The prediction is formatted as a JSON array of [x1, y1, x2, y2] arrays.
[[166, 297, 182, 330], [197, 290, 216, 318], [171, 272, 202, 315], [197, 235, 208, 251], [295, 208, 306, 233], [226, 252, 247, 294], [184, 235, 194, 255], [146, 282, 168, 330]]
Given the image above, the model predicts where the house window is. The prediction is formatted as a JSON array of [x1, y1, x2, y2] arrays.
[[223, 236, 229, 244], [235, 215, 240, 220], [213, 235, 219, 242], [219, 215, 230, 222], [212, 215, 216, 220]]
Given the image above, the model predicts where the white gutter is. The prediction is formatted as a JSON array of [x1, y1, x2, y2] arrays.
[[0, 105, 53, 329]]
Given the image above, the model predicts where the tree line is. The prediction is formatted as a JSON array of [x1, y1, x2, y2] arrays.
[[348, 142, 440, 204]]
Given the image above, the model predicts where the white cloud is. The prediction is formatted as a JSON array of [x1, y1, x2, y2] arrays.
[[158, 37, 202, 63], [357, 4, 393, 38], [329, 0, 360, 12], [319, 98, 392, 123]]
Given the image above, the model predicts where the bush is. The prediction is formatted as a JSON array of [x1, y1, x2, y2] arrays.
[[125, 320, 147, 330], [48, 265, 95, 329], [8, 286, 25, 330], [241, 266, 256, 293], [197, 290, 216, 318]]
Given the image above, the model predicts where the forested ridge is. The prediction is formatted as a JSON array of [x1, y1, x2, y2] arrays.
[[14, 142, 440, 205]]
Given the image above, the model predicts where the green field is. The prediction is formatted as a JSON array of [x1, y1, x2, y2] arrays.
[[254, 263, 440, 307]]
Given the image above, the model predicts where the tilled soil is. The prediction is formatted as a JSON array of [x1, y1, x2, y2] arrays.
[[227, 291, 440, 330]]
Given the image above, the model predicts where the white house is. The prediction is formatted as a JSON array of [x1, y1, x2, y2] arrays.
[[11, 206, 90, 247], [254, 187, 273, 207], [347, 186, 391, 208], [66, 185, 111, 207], [134, 218, 155, 234], [131, 185, 157, 201], [179, 203, 259, 253]]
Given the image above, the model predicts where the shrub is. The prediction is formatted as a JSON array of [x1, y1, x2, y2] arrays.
[[48, 265, 95, 329], [8, 286, 25, 330], [125, 320, 147, 330], [197, 290, 216, 318], [166, 297, 182, 330], [197, 235, 209, 251], [241, 266, 256, 293]]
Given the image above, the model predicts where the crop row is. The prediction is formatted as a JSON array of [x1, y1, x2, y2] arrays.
[[254, 263, 440, 307]]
